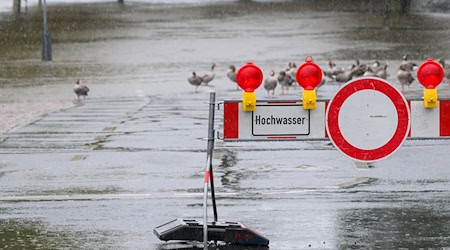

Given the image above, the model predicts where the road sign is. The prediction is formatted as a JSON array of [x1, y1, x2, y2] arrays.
[[252, 104, 309, 136], [326, 77, 410, 162], [223, 100, 326, 141]]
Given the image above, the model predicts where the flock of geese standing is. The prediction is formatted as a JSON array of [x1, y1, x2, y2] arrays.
[[187, 64, 217, 93], [69, 56, 450, 101], [188, 56, 450, 96]]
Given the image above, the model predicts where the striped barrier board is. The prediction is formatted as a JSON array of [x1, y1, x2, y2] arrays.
[[223, 77, 450, 162], [223, 99, 450, 141], [410, 100, 450, 138]]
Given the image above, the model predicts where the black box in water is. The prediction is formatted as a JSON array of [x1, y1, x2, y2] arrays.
[[154, 218, 269, 246]]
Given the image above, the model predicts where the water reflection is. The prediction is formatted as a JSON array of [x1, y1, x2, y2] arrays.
[[336, 206, 450, 249], [156, 242, 268, 250], [0, 218, 118, 249], [218, 149, 242, 190]]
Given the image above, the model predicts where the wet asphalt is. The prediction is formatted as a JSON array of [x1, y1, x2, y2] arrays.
[[2, 91, 450, 249]]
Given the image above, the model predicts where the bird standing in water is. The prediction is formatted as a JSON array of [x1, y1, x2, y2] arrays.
[[73, 79, 89, 101], [277, 70, 293, 95], [226, 65, 238, 90], [397, 64, 414, 92], [375, 64, 389, 79], [287, 62, 297, 84], [323, 60, 344, 80], [187, 72, 203, 92], [264, 70, 277, 97], [400, 55, 417, 72], [333, 65, 357, 86], [202, 63, 216, 85]]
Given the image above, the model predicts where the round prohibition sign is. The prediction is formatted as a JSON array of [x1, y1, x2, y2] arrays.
[[326, 77, 410, 162]]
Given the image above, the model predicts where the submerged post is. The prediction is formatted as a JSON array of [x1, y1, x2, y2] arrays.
[[41, 0, 52, 61]]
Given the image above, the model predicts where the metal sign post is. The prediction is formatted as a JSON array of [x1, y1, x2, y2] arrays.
[[202, 92, 218, 248]]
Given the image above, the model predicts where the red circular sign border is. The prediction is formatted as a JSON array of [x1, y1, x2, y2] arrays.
[[326, 77, 410, 162]]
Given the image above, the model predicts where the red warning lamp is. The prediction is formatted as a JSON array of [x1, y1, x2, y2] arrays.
[[296, 56, 323, 90], [417, 58, 444, 89], [237, 62, 263, 92], [236, 62, 263, 112], [296, 56, 323, 109], [417, 58, 444, 108]]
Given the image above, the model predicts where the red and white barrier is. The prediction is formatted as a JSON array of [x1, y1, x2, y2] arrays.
[[223, 99, 450, 140]]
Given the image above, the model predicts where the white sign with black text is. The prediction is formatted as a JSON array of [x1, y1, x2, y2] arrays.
[[252, 104, 310, 136]]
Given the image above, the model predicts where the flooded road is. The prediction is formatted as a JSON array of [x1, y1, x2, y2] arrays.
[[1, 1, 450, 249]]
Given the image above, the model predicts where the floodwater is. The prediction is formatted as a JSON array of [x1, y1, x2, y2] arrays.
[[1, 1, 450, 249]]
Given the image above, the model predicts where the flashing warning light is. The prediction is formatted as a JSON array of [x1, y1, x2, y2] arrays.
[[417, 58, 444, 89], [237, 62, 263, 92], [417, 58, 444, 108], [296, 56, 323, 90], [296, 56, 322, 110], [237, 62, 263, 112]]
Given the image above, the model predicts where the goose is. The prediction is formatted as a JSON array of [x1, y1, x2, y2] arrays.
[[323, 60, 344, 80], [375, 64, 389, 79], [352, 59, 366, 78], [400, 55, 417, 72], [438, 58, 450, 85], [73, 79, 89, 101], [369, 60, 388, 73], [277, 71, 294, 95], [333, 65, 357, 85], [187, 72, 203, 92], [397, 64, 414, 92], [264, 70, 277, 97], [287, 62, 297, 83], [363, 65, 377, 77], [226, 65, 238, 90], [202, 63, 216, 85]]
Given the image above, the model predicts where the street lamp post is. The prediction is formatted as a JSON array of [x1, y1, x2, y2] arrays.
[[41, 0, 52, 61]]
